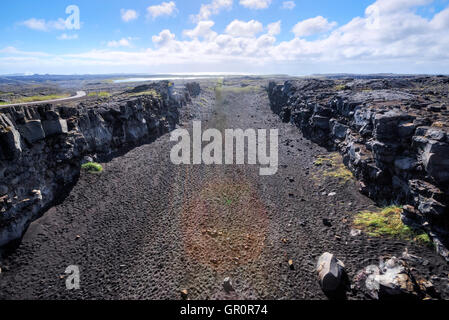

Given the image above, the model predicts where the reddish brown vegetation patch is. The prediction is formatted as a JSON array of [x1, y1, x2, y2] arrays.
[[182, 177, 269, 272]]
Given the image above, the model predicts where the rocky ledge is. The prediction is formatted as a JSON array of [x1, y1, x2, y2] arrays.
[[0, 81, 194, 247], [268, 77, 449, 260]]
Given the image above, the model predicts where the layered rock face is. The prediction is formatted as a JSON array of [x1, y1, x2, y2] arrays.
[[268, 77, 449, 252], [185, 82, 201, 98], [0, 82, 189, 247]]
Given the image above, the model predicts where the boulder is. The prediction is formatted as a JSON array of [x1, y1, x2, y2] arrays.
[[418, 198, 446, 219], [355, 257, 422, 300], [18, 120, 45, 144], [223, 277, 234, 293], [312, 115, 330, 130], [353, 108, 373, 129], [426, 128, 446, 141], [421, 140, 449, 183], [42, 119, 68, 137], [0, 114, 22, 160], [316, 252, 347, 294], [330, 120, 349, 139], [374, 110, 414, 141], [185, 82, 201, 97], [409, 179, 444, 202], [0, 125, 22, 160]]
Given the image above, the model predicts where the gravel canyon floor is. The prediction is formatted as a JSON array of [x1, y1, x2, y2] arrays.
[[0, 81, 448, 300]]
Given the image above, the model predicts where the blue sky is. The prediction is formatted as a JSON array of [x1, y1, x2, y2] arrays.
[[1, 0, 449, 75]]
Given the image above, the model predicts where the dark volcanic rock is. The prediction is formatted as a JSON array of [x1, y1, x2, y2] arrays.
[[0, 82, 192, 247], [268, 77, 449, 260], [185, 82, 201, 98]]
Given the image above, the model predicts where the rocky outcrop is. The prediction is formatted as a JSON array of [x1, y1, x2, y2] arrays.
[[268, 78, 449, 259], [353, 256, 436, 300], [0, 82, 192, 247], [185, 82, 201, 98]]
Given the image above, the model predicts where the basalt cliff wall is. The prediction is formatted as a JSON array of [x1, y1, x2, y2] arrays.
[[268, 78, 449, 259], [0, 82, 191, 247]]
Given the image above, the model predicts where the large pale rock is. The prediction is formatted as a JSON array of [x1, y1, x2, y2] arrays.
[[355, 257, 421, 299], [316, 252, 346, 293], [42, 119, 68, 136]]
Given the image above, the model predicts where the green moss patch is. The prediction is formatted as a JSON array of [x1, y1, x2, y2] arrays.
[[334, 84, 347, 91], [314, 153, 354, 183], [81, 162, 103, 173], [129, 90, 161, 99], [0, 94, 70, 105], [88, 91, 111, 98], [354, 206, 432, 246]]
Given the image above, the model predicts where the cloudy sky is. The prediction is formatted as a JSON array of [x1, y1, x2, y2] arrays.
[[1, 0, 449, 75]]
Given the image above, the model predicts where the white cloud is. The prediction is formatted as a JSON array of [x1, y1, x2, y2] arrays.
[[147, 2, 177, 19], [183, 21, 217, 40], [22, 18, 47, 31], [192, 0, 233, 22], [121, 9, 138, 22], [57, 33, 78, 40], [282, 1, 295, 10], [267, 21, 281, 35], [431, 6, 449, 29], [239, 0, 271, 9], [107, 38, 132, 48], [225, 19, 264, 37], [366, 0, 433, 14], [292, 16, 337, 37], [5, 1, 449, 75], [152, 30, 176, 46], [0, 46, 50, 57], [22, 18, 67, 31]]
